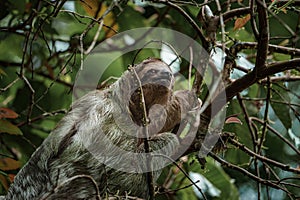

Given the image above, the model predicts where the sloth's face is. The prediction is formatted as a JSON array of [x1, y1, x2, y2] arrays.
[[140, 68, 173, 89], [128, 58, 174, 125], [136, 63, 174, 107], [137, 61, 174, 91]]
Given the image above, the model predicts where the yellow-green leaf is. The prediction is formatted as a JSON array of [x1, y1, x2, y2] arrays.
[[0, 68, 7, 76], [80, 0, 118, 37], [0, 119, 23, 135]]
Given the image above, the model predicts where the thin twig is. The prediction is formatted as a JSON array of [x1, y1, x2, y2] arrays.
[[0, 78, 20, 93], [208, 152, 293, 195], [153, 154, 207, 200], [257, 76, 271, 153], [160, 0, 208, 49], [228, 137, 300, 174], [128, 65, 154, 200], [251, 117, 300, 156], [188, 46, 193, 91]]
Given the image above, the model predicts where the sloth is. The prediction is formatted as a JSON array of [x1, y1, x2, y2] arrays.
[[4, 58, 199, 199]]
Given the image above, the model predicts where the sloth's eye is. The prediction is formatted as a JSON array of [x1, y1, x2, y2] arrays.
[[145, 69, 157, 76]]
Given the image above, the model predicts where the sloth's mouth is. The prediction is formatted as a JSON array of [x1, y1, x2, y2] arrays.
[[147, 77, 172, 88]]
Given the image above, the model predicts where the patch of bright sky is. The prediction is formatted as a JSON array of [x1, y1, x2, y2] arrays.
[[63, 1, 75, 11]]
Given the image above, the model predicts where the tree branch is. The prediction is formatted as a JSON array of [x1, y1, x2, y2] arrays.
[[254, 0, 269, 75]]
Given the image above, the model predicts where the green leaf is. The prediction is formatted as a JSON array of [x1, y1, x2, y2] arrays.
[[200, 158, 240, 200], [247, 84, 259, 99], [273, 52, 290, 61], [0, 1, 10, 20], [0, 119, 23, 135], [0, 34, 23, 62], [117, 5, 148, 31], [0, 68, 7, 76], [8, 0, 26, 15]]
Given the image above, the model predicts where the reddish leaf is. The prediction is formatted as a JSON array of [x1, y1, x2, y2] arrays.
[[234, 14, 251, 31], [25, 2, 32, 13], [0, 119, 23, 135], [0, 174, 10, 191], [225, 116, 242, 124], [0, 158, 21, 171], [8, 174, 16, 182], [0, 108, 19, 119], [45, 63, 54, 79]]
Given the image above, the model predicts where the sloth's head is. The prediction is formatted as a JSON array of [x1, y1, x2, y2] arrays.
[[131, 58, 174, 107], [136, 58, 174, 89], [124, 58, 174, 125]]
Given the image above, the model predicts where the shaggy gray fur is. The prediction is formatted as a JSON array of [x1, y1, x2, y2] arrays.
[[4, 58, 198, 199]]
